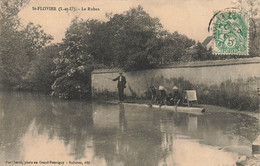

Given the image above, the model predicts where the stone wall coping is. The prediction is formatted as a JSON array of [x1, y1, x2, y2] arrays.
[[92, 57, 260, 74]]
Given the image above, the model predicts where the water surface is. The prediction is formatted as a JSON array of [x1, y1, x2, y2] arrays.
[[0, 91, 259, 166]]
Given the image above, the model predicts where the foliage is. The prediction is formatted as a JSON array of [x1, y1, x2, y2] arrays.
[[0, 0, 30, 30], [57, 6, 195, 73], [192, 42, 214, 61], [197, 79, 259, 112], [51, 21, 94, 99], [105, 6, 195, 70], [0, 0, 53, 89], [248, 18, 260, 57], [158, 31, 195, 63], [20, 22, 53, 60], [228, 0, 260, 57], [0, 0, 27, 87], [233, 0, 259, 17], [105, 6, 163, 70], [92, 89, 118, 99], [21, 44, 60, 93]]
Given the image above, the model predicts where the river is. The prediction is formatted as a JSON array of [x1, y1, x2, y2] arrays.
[[0, 91, 259, 166]]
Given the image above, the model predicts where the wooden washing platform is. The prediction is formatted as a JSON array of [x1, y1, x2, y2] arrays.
[[105, 101, 205, 115], [147, 104, 204, 115]]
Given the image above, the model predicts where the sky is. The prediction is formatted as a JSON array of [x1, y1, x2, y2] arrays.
[[19, 0, 234, 43]]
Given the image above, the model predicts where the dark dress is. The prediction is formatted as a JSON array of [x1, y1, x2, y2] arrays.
[[113, 76, 126, 101], [166, 93, 175, 106], [173, 90, 182, 105], [158, 89, 167, 106]]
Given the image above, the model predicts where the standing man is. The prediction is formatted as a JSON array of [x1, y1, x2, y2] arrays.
[[113, 72, 126, 103]]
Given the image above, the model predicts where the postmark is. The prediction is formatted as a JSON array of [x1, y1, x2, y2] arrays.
[[212, 11, 249, 55]]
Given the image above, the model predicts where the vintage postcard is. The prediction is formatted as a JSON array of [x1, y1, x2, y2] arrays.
[[0, 0, 260, 166]]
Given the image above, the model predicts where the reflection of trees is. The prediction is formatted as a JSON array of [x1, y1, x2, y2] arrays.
[[0, 91, 95, 161], [0, 91, 38, 160], [33, 100, 94, 160]]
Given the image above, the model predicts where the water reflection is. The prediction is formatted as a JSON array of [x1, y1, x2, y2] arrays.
[[119, 104, 127, 132], [92, 104, 165, 166], [0, 91, 37, 162], [33, 100, 94, 160], [0, 91, 259, 166]]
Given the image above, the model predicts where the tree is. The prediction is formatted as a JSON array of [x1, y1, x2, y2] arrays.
[[23, 44, 60, 93], [192, 42, 213, 61], [233, 0, 259, 18], [233, 0, 260, 57], [249, 18, 260, 57], [0, 0, 30, 31], [0, 0, 29, 87], [0, 23, 53, 88], [106, 5, 163, 70], [51, 18, 95, 99], [158, 31, 195, 63], [104, 6, 195, 69], [20, 22, 53, 60], [0, 0, 53, 89]]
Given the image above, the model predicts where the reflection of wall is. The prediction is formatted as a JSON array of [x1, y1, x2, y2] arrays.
[[188, 115, 198, 132], [93, 104, 120, 129], [92, 58, 260, 97], [91, 103, 165, 166], [0, 67, 4, 90], [92, 103, 159, 130]]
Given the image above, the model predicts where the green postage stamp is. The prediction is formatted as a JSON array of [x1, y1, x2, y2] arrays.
[[213, 11, 249, 55]]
